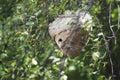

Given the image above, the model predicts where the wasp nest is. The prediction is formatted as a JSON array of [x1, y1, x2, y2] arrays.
[[49, 10, 92, 57]]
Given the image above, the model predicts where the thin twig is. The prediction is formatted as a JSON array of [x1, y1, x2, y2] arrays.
[[108, 0, 115, 78], [109, 0, 117, 45], [95, 14, 115, 78]]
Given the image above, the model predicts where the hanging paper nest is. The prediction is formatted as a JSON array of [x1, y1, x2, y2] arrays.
[[49, 10, 92, 57]]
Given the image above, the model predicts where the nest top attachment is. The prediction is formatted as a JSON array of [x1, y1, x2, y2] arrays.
[[49, 10, 92, 57]]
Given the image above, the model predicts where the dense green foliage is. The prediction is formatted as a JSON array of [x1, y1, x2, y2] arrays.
[[0, 0, 120, 80]]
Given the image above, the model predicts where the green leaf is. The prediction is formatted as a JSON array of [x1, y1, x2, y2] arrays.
[[0, 53, 8, 59], [0, 70, 5, 76], [26, 21, 34, 26], [92, 52, 100, 61]]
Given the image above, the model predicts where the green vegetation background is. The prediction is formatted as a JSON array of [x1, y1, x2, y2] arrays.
[[0, 0, 119, 80]]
